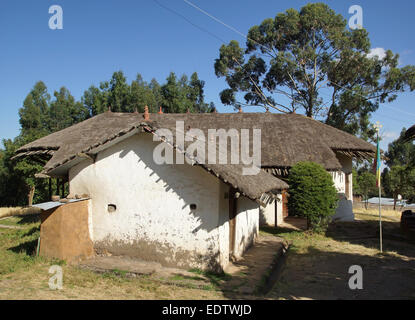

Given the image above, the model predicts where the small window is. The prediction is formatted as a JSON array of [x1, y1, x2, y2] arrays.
[[190, 204, 197, 210], [107, 204, 117, 213]]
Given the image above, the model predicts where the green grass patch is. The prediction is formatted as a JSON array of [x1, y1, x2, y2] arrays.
[[188, 268, 232, 287], [0, 216, 42, 276]]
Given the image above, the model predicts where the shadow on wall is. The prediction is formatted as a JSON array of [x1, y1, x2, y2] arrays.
[[119, 134, 222, 233], [83, 133, 225, 234], [81, 133, 231, 271], [236, 224, 258, 258], [332, 194, 354, 222]]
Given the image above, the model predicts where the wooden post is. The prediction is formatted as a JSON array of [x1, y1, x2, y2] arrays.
[[28, 185, 35, 207]]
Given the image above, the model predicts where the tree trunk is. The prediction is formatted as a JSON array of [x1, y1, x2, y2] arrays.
[[393, 192, 397, 211], [28, 185, 35, 207]]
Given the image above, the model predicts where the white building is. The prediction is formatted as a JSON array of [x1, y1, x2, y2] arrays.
[[15, 110, 375, 270]]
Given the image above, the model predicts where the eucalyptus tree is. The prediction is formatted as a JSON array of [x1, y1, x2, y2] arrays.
[[214, 2, 415, 138]]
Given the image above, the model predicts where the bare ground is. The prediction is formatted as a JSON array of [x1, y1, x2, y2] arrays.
[[267, 211, 415, 300], [1, 209, 414, 300]]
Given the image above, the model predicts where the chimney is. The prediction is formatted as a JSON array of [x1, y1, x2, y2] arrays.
[[238, 106, 243, 113], [158, 107, 163, 114], [107, 105, 112, 112], [143, 106, 150, 121]]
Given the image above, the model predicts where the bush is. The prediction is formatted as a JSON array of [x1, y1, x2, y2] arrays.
[[288, 162, 338, 232]]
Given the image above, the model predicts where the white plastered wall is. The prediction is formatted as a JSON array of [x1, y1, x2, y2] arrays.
[[69, 133, 225, 270], [68, 133, 260, 271], [259, 194, 283, 227], [233, 196, 259, 258], [331, 153, 354, 221]]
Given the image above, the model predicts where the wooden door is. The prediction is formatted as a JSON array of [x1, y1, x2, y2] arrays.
[[229, 188, 237, 256], [345, 173, 350, 200], [282, 190, 289, 218]]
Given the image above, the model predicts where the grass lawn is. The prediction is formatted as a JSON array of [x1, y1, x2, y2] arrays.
[[0, 208, 414, 300]]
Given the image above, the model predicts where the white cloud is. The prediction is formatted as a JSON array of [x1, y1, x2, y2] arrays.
[[382, 131, 399, 140], [367, 47, 387, 60], [380, 131, 399, 151]]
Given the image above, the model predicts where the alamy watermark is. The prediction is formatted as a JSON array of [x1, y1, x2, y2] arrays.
[[152, 121, 261, 176], [49, 5, 63, 30], [348, 265, 363, 290], [348, 5, 363, 30], [48, 265, 63, 290]]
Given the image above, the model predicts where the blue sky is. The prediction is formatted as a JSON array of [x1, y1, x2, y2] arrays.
[[1, 0, 414, 151]]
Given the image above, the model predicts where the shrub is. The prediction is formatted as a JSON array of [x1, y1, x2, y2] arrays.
[[288, 161, 338, 232]]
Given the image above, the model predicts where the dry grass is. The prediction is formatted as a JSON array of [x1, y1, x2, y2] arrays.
[[0, 207, 41, 219], [354, 207, 402, 222]]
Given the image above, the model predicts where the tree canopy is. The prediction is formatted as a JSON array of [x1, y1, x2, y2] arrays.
[[381, 129, 415, 205], [82, 71, 214, 115], [384, 128, 415, 167], [214, 2, 415, 139]]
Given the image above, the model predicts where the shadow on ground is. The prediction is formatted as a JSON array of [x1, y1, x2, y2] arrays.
[[8, 238, 38, 255], [269, 244, 415, 300], [17, 214, 40, 225], [326, 220, 415, 257]]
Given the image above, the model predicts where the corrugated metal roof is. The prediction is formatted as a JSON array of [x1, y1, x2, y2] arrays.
[[32, 198, 89, 211], [365, 197, 415, 207]]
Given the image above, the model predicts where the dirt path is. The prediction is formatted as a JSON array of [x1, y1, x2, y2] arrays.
[[222, 234, 287, 296], [0, 224, 25, 229]]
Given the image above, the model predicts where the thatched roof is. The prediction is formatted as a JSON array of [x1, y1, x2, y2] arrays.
[[14, 111, 376, 202]]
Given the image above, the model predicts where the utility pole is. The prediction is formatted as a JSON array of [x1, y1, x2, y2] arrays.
[[373, 121, 383, 253]]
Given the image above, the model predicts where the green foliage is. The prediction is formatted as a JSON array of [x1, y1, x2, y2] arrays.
[[356, 171, 377, 208], [82, 71, 215, 115], [383, 166, 415, 206], [352, 168, 360, 195], [214, 2, 415, 138], [49, 87, 89, 132], [381, 131, 415, 204], [18, 81, 50, 136], [385, 128, 415, 167], [287, 162, 338, 232]]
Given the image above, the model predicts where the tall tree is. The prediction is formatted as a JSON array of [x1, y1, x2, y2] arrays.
[[108, 71, 130, 112], [161, 72, 188, 113], [383, 165, 415, 209], [82, 85, 109, 116], [214, 2, 415, 138], [357, 171, 377, 209], [18, 81, 50, 136], [49, 87, 89, 132], [385, 128, 415, 167], [129, 74, 158, 112]]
